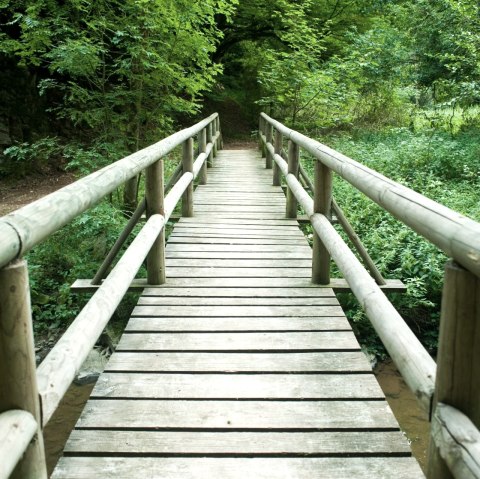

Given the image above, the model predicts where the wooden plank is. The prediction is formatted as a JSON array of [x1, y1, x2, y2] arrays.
[[132, 305, 345, 317], [167, 238, 305, 245], [75, 399, 397, 429], [170, 230, 305, 238], [137, 296, 339, 306], [70, 278, 405, 292], [105, 352, 372, 373], [194, 198, 285, 204], [125, 317, 350, 332], [165, 251, 312, 259], [193, 206, 286, 212], [142, 287, 335, 297], [146, 278, 327, 287], [176, 218, 299, 226], [52, 457, 424, 478], [64, 430, 411, 455], [165, 244, 311, 252], [161, 267, 312, 278], [193, 213, 291, 220], [117, 331, 359, 351], [173, 223, 300, 231], [92, 373, 384, 399], [166, 258, 312, 273]]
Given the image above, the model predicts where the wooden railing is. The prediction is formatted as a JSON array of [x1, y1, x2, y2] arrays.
[[0, 113, 221, 478], [259, 112, 480, 479]]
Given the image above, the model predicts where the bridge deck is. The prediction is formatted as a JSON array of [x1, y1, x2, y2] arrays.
[[52, 150, 424, 478]]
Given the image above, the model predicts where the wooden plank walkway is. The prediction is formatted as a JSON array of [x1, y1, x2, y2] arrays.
[[52, 150, 424, 478]]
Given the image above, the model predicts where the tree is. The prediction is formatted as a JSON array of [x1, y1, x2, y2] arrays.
[[0, 0, 237, 206]]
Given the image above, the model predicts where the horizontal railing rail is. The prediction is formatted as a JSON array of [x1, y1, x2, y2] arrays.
[[0, 113, 222, 477], [261, 113, 480, 277], [259, 112, 480, 479], [0, 113, 219, 270]]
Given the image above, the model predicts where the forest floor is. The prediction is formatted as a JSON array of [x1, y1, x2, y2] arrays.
[[0, 171, 76, 216]]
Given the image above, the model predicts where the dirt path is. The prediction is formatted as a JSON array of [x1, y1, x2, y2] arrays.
[[0, 171, 76, 217]]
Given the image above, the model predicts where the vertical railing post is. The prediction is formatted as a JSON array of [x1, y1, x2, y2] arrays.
[[216, 116, 223, 150], [182, 137, 194, 217], [259, 117, 266, 157], [198, 128, 207, 185], [312, 160, 332, 284], [207, 123, 214, 168], [0, 260, 47, 478], [265, 122, 273, 169], [286, 140, 299, 218], [273, 129, 283, 186], [427, 260, 480, 479], [145, 159, 166, 284], [212, 119, 218, 158]]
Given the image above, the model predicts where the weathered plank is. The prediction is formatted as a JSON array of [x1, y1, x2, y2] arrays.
[[117, 331, 359, 351], [64, 430, 410, 455], [52, 457, 424, 479], [164, 259, 312, 267], [142, 287, 335, 297], [165, 252, 312, 259], [173, 223, 300, 231], [75, 399, 397, 429], [168, 237, 303, 245], [105, 351, 372, 372], [131, 305, 345, 317], [125, 316, 350, 332], [92, 373, 384, 399], [165, 244, 311, 252], [176, 218, 299, 226], [159, 267, 312, 278], [71, 278, 406, 293], [170, 230, 306, 238], [137, 296, 339, 306]]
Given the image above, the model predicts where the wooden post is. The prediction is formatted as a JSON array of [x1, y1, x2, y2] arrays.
[[427, 261, 480, 478], [145, 160, 166, 285], [265, 122, 273, 169], [0, 260, 47, 478], [216, 117, 223, 150], [206, 123, 213, 167], [312, 160, 332, 284], [198, 128, 207, 185], [259, 117, 266, 157], [273, 130, 283, 186], [182, 138, 194, 217], [212, 119, 218, 158], [286, 140, 299, 218]]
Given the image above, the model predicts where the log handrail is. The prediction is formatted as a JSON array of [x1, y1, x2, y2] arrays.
[[260, 112, 480, 479], [262, 136, 436, 412], [0, 113, 218, 270], [0, 113, 221, 476], [261, 112, 480, 278]]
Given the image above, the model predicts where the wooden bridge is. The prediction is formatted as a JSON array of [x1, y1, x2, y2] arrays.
[[0, 114, 479, 478]]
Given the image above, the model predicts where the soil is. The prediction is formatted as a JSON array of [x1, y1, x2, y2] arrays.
[[0, 170, 76, 216]]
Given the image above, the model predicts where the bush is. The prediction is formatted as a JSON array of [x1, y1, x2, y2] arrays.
[[1, 137, 63, 177], [302, 126, 480, 357], [27, 201, 141, 333]]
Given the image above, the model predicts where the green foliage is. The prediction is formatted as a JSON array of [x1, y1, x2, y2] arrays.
[[2, 137, 61, 176], [301, 127, 480, 356], [26, 201, 137, 332]]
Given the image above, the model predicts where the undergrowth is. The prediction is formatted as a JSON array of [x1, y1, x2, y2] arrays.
[[301, 127, 480, 357]]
